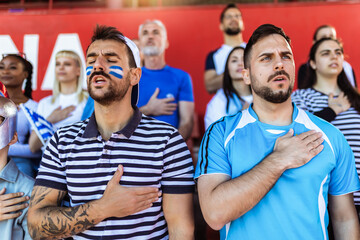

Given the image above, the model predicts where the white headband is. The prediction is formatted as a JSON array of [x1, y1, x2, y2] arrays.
[[123, 36, 141, 68]]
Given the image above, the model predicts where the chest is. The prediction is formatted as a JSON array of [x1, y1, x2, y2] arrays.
[[226, 128, 336, 183]]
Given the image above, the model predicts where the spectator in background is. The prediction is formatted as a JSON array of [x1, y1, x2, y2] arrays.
[[137, 19, 194, 140], [298, 25, 357, 88], [0, 95, 34, 240], [29, 50, 88, 152], [205, 46, 252, 130], [0, 53, 42, 177], [292, 37, 360, 217], [204, 3, 246, 94]]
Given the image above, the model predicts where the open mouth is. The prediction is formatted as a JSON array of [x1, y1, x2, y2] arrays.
[[92, 76, 107, 84], [273, 76, 286, 82]]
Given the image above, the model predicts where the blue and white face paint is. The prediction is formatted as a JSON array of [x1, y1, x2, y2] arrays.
[[109, 66, 124, 79], [86, 66, 93, 76]]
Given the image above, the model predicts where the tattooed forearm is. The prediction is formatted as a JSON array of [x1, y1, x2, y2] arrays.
[[28, 186, 100, 240], [30, 187, 54, 207], [29, 203, 96, 240]]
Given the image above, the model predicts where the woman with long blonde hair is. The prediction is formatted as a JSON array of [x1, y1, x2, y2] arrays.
[[29, 50, 88, 153]]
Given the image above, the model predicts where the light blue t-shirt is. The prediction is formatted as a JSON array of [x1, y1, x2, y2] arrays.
[[195, 104, 360, 240], [137, 65, 194, 128]]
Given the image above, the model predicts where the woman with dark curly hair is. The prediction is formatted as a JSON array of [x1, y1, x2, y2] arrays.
[[0, 53, 42, 177]]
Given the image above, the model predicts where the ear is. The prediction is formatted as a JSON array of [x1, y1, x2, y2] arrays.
[[243, 68, 251, 85], [8, 132, 18, 146], [165, 39, 169, 50], [309, 60, 316, 70], [130, 68, 141, 86]]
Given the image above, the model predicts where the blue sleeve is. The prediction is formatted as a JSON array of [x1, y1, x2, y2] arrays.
[[8, 142, 42, 158], [329, 130, 360, 195], [195, 119, 231, 179], [205, 51, 215, 71], [178, 72, 194, 102]]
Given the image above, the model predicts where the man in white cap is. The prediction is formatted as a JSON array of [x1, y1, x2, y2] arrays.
[[0, 95, 34, 240], [28, 25, 195, 240]]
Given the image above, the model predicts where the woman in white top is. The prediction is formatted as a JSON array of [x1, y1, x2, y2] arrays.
[[205, 46, 252, 130], [29, 50, 88, 153], [0, 53, 41, 177]]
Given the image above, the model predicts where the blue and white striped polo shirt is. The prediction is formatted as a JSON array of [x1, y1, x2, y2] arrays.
[[35, 107, 195, 240], [195, 104, 360, 240]]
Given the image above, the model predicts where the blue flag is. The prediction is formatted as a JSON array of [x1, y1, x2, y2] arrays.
[[20, 104, 55, 145]]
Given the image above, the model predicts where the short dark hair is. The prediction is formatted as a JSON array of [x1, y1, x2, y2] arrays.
[[88, 25, 136, 68], [244, 24, 291, 69], [220, 3, 240, 22], [313, 24, 335, 42]]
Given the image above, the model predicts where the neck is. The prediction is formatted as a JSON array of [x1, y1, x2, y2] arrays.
[[60, 80, 78, 95], [6, 86, 28, 104], [0, 147, 9, 171], [313, 74, 340, 95], [224, 33, 244, 47], [252, 97, 293, 126], [143, 54, 166, 70], [233, 80, 251, 97], [94, 97, 134, 141]]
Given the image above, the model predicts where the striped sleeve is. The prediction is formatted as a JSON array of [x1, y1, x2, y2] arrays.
[[161, 130, 194, 194], [35, 131, 68, 191]]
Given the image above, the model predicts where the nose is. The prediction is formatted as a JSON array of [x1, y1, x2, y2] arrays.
[[93, 56, 105, 72], [274, 57, 284, 71], [330, 52, 338, 59]]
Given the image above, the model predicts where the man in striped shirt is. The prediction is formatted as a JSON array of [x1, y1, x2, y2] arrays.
[[28, 25, 195, 240]]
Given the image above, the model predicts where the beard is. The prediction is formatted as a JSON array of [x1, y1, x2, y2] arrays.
[[142, 46, 164, 56], [225, 26, 241, 36], [88, 71, 130, 106], [250, 70, 293, 104]]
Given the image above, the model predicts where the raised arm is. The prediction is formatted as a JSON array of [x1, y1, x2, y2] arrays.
[[163, 193, 194, 240], [197, 129, 324, 230], [329, 193, 360, 240], [204, 70, 223, 94], [28, 165, 160, 240], [178, 101, 194, 141]]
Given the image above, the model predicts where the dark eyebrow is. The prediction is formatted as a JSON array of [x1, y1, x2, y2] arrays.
[[258, 52, 273, 59], [280, 51, 293, 56], [86, 52, 121, 59], [86, 52, 98, 58], [319, 49, 330, 54], [103, 52, 120, 58]]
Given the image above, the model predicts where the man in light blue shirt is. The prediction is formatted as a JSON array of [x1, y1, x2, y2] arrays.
[[196, 24, 360, 240]]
